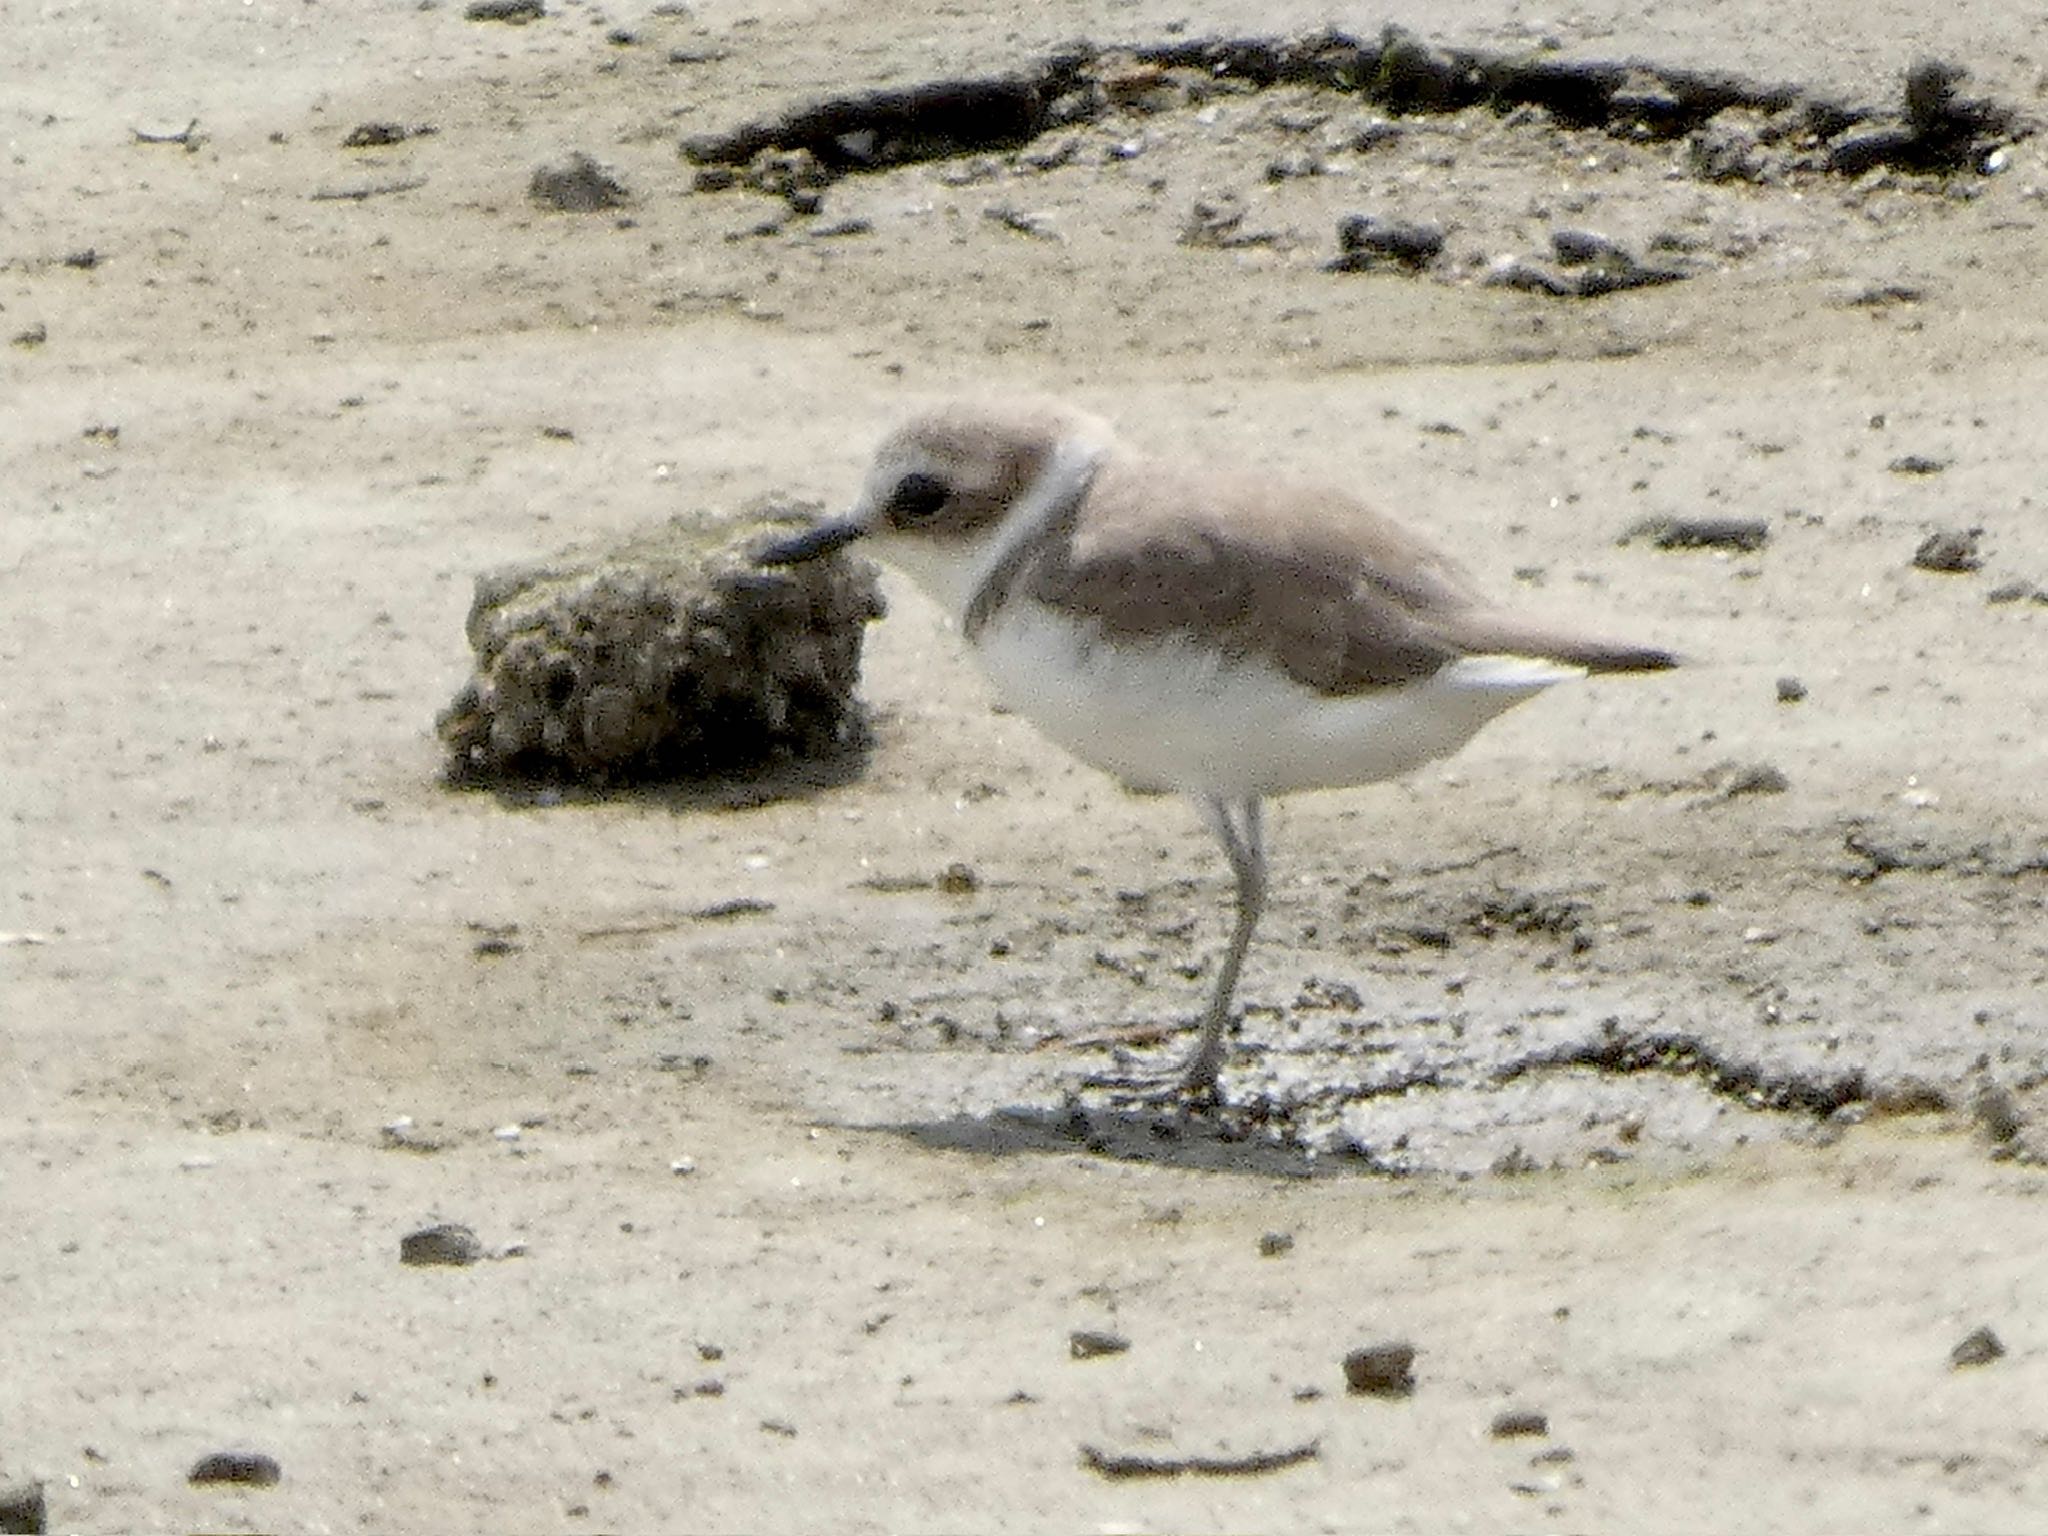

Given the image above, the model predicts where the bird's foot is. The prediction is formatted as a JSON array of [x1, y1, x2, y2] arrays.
[[1076, 1029, 1227, 1110]]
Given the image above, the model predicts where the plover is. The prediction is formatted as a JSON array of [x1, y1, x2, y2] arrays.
[[760, 397, 1676, 1095]]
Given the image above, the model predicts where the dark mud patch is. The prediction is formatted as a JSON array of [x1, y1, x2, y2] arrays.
[[682, 28, 2025, 185], [1489, 1020, 1946, 1117]]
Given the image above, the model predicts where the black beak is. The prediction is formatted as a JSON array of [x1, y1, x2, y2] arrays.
[[755, 516, 867, 566]]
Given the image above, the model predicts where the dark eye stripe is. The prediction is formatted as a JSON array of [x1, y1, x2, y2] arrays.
[[888, 471, 950, 525]]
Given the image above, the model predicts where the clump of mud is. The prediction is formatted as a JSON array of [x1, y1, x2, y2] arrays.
[[437, 508, 883, 786]]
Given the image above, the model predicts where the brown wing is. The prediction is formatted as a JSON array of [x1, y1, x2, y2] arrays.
[[1022, 454, 1673, 694]]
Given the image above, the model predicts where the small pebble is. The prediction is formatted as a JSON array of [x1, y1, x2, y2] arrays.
[[1491, 1408, 1550, 1438], [187, 1451, 281, 1488], [1258, 1231, 1295, 1257], [1887, 453, 1949, 475], [1342, 1341, 1417, 1398], [1912, 528, 1983, 573], [399, 1223, 484, 1267], [1069, 1329, 1131, 1360], [466, 0, 544, 22], [1775, 676, 1807, 703], [1329, 213, 1444, 269], [529, 152, 630, 212], [1951, 1325, 2006, 1369], [1624, 515, 1770, 552]]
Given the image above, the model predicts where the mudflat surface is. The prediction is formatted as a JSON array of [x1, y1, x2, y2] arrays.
[[4, 1, 2047, 1530]]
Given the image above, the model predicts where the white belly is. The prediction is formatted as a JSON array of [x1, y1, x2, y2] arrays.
[[971, 602, 1580, 799]]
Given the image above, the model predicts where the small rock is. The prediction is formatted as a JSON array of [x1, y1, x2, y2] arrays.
[[1258, 1231, 1296, 1257], [937, 862, 980, 895], [1690, 121, 1768, 182], [529, 152, 629, 212], [1829, 124, 1918, 176], [1341, 119, 1403, 152], [1181, 193, 1261, 248], [1329, 214, 1444, 271], [1571, 251, 1689, 296], [1265, 150, 1323, 181], [1950, 1325, 2005, 1368], [342, 122, 413, 148], [1986, 579, 2036, 605], [1550, 228, 1626, 266], [399, 1223, 484, 1267], [692, 165, 738, 192], [1019, 136, 1080, 171], [1490, 1408, 1550, 1438], [1888, 453, 1950, 475], [1481, 256, 1576, 296], [1372, 27, 1461, 113], [187, 1451, 282, 1487], [732, 147, 832, 198], [984, 204, 1061, 241], [1725, 763, 1790, 797], [1972, 1083, 2023, 1144], [1843, 281, 1925, 308], [1069, 1329, 1131, 1360], [1912, 528, 1983, 573], [1775, 676, 1807, 703], [1342, 1340, 1416, 1398], [0, 1482, 45, 1535], [1622, 515, 1771, 552], [466, 0, 544, 20]]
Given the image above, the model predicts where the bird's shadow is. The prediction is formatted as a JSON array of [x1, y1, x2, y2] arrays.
[[872, 1097, 1374, 1179]]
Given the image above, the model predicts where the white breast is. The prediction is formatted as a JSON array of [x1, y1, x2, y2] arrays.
[[970, 600, 1581, 799]]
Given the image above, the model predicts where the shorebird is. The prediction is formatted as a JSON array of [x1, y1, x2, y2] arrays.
[[759, 397, 1675, 1096]]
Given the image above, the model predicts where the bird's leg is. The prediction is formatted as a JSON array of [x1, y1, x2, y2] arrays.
[[1080, 795, 1268, 1105], [1178, 795, 1268, 1093]]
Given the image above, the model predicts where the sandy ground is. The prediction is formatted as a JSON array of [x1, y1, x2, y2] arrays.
[[6, 0, 2048, 1530]]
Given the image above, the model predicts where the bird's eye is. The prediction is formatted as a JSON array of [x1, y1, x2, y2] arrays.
[[887, 472, 950, 526]]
